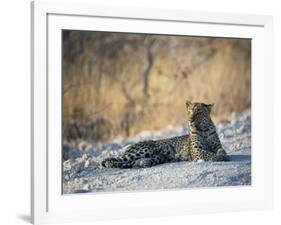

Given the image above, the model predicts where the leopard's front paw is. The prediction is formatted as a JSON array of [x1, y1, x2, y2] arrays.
[[214, 149, 230, 161], [132, 158, 154, 168]]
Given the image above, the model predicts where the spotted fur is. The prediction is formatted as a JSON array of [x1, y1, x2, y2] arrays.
[[102, 101, 229, 169]]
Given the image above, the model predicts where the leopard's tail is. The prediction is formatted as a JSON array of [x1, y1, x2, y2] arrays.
[[101, 157, 120, 168], [101, 156, 133, 168]]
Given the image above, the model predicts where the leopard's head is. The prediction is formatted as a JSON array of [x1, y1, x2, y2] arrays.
[[185, 100, 213, 122]]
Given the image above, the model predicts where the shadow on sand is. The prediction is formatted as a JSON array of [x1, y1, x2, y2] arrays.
[[229, 154, 251, 162]]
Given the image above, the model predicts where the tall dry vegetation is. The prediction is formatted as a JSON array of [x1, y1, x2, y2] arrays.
[[63, 31, 251, 142]]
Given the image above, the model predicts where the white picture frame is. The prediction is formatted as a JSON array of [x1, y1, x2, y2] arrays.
[[31, 1, 273, 224]]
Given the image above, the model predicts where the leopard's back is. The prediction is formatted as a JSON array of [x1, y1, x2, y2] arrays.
[[102, 135, 191, 168]]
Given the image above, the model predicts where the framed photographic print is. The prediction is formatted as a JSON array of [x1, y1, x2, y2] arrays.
[[31, 1, 273, 224]]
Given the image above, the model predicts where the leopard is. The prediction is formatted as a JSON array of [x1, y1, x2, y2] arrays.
[[102, 100, 229, 169]]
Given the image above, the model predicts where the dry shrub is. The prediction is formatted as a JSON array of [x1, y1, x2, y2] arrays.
[[63, 31, 251, 142]]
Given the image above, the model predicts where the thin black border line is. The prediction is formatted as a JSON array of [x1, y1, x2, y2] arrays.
[[46, 13, 49, 212], [60, 33, 252, 194], [61, 29, 64, 196], [250, 39, 252, 186], [61, 28, 252, 40]]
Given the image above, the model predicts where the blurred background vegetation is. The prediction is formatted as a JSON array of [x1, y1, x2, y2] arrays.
[[63, 30, 251, 143]]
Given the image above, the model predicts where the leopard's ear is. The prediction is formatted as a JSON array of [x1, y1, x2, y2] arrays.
[[205, 103, 214, 112], [185, 100, 192, 109]]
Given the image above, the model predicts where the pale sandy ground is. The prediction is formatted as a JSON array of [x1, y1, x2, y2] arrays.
[[63, 110, 251, 194]]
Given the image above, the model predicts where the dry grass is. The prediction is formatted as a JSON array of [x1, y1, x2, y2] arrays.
[[63, 32, 251, 142]]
